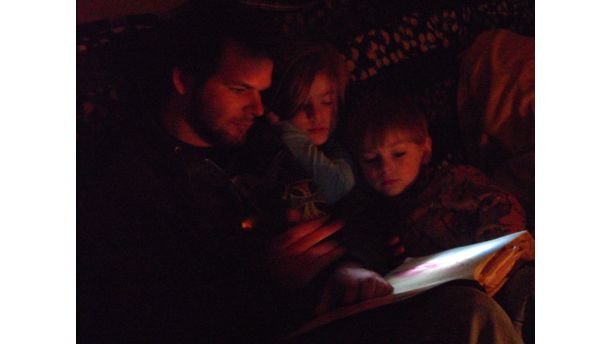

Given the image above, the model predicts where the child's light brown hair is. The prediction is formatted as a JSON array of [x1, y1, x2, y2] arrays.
[[266, 41, 348, 121], [348, 89, 430, 155]]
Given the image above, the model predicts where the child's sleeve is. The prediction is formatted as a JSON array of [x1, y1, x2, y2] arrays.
[[276, 121, 355, 204], [396, 165, 527, 257], [442, 165, 527, 242]]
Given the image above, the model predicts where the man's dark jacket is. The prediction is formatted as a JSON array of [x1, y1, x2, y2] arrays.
[[78, 114, 307, 342]]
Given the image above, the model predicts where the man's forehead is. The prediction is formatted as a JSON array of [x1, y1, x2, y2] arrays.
[[215, 41, 273, 88]]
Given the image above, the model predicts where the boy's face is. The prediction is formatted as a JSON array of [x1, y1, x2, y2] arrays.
[[359, 129, 431, 197]]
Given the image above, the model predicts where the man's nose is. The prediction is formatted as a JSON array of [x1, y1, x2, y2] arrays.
[[249, 92, 265, 117]]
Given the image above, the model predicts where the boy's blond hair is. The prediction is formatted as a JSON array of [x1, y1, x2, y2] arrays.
[[348, 89, 429, 155]]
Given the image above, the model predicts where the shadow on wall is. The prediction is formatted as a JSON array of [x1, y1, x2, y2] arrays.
[[77, 0, 187, 24]]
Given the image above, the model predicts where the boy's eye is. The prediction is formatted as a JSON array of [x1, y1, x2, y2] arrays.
[[392, 151, 406, 159]]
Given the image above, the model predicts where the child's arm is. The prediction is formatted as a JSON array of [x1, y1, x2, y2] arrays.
[[399, 164, 527, 257], [437, 165, 527, 242], [276, 121, 355, 204]]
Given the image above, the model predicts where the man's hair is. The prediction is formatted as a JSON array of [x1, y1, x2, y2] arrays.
[[347, 87, 429, 155], [125, 1, 277, 115], [164, 1, 276, 87], [265, 41, 348, 121]]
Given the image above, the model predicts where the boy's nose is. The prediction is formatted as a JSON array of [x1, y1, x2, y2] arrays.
[[380, 159, 394, 176]]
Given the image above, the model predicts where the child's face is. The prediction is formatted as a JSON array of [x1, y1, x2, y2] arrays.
[[290, 72, 336, 146], [359, 129, 431, 197]]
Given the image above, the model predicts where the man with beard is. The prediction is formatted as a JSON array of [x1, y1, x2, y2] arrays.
[[78, 2, 522, 343]]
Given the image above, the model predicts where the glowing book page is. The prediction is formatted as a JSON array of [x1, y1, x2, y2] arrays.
[[387, 230, 534, 296], [291, 230, 534, 337]]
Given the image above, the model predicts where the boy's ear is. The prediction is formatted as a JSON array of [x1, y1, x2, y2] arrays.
[[171, 66, 193, 96], [421, 136, 433, 165]]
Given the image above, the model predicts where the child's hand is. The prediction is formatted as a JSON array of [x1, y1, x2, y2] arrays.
[[315, 262, 393, 315]]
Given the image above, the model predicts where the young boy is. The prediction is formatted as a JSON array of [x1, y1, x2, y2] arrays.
[[337, 89, 527, 273], [335, 89, 533, 341]]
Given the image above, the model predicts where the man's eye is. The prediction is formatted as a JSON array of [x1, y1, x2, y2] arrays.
[[230, 87, 246, 94], [392, 152, 406, 159]]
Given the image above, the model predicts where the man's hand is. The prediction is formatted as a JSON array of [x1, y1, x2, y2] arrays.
[[315, 262, 393, 315], [267, 215, 346, 290]]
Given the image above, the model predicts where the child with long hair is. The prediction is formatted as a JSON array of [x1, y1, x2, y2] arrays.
[[265, 41, 354, 209]]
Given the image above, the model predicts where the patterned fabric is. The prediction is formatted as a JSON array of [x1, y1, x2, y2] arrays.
[[229, 124, 331, 232], [77, 15, 161, 147], [233, 152, 330, 230], [396, 163, 526, 257], [337, 0, 534, 84]]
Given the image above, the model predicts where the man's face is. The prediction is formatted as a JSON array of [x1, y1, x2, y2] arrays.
[[191, 42, 273, 147]]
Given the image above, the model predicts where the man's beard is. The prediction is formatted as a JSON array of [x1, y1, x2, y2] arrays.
[[188, 96, 247, 148]]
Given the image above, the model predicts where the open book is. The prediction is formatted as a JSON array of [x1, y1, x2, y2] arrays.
[[291, 230, 535, 337]]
